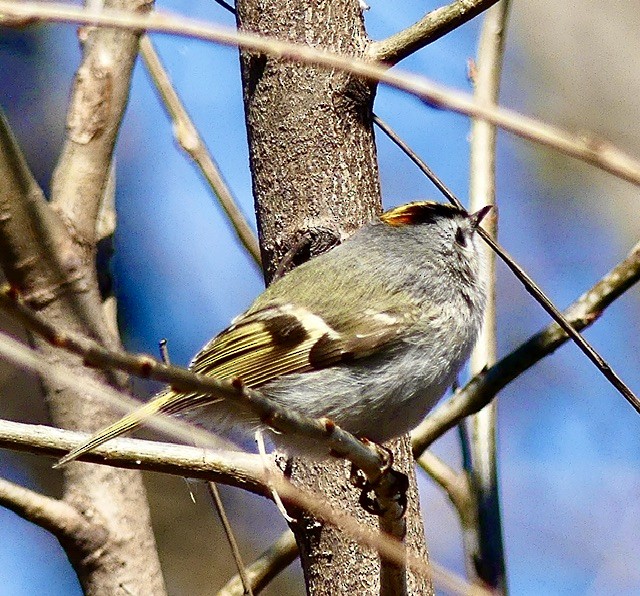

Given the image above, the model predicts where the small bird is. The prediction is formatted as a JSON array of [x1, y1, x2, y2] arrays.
[[56, 201, 490, 466]]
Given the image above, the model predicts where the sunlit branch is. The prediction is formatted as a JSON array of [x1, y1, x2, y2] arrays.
[[139, 36, 261, 265], [370, 0, 499, 65]]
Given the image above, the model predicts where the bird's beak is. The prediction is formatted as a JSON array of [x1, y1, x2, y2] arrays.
[[469, 205, 493, 228]]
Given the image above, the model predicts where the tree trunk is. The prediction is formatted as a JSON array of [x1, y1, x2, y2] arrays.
[[0, 1, 166, 591], [235, 1, 432, 592]]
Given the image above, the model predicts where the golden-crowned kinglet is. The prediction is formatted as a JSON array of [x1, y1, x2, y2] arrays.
[[57, 201, 490, 465]]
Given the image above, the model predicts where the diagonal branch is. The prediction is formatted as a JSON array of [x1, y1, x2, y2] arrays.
[[1, 2, 640, 188], [207, 481, 255, 596], [369, 0, 499, 65], [139, 35, 261, 265], [0, 287, 389, 482], [374, 111, 640, 415], [218, 530, 298, 596], [413, 239, 640, 454]]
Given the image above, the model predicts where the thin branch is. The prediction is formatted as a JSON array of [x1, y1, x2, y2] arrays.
[[0, 418, 269, 495], [1, 2, 640, 188], [0, 287, 389, 482], [139, 35, 261, 265], [374, 112, 640, 415], [480, 228, 640, 413], [212, 0, 235, 15], [0, 418, 488, 596], [207, 482, 255, 596], [417, 451, 472, 524], [413, 239, 640, 453], [463, 1, 511, 590], [0, 476, 108, 554], [50, 0, 151, 246], [369, 0, 499, 65], [218, 530, 298, 596]]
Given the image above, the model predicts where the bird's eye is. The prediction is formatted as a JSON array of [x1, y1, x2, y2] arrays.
[[455, 227, 467, 247]]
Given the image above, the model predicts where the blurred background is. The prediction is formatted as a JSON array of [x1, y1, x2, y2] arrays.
[[1, 1, 639, 594]]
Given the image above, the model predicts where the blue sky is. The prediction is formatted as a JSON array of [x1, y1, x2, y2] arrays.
[[1, 1, 639, 593]]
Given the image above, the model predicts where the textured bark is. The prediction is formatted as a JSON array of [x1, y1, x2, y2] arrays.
[[236, 0, 381, 282], [0, 1, 166, 593], [235, 0, 431, 593]]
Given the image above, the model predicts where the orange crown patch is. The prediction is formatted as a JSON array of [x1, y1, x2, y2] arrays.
[[380, 201, 465, 227]]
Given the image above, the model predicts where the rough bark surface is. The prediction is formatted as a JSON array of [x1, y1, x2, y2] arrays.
[[235, 0, 432, 593], [0, 1, 166, 592], [236, 0, 381, 282]]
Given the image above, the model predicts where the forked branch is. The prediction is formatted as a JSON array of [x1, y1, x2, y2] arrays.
[[369, 0, 500, 65]]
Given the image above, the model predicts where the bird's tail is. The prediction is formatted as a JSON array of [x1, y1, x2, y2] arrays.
[[53, 390, 179, 468]]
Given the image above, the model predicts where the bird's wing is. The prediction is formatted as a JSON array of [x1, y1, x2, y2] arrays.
[[54, 302, 415, 468], [189, 301, 414, 388]]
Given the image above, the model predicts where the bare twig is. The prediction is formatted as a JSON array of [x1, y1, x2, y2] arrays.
[[480, 229, 640, 413], [0, 286, 389, 482], [417, 451, 472, 523], [139, 35, 261, 265], [1, 2, 640, 188], [218, 530, 298, 596], [50, 0, 150, 246], [379, 527, 407, 596], [0, 476, 108, 554], [207, 482, 255, 596], [0, 419, 487, 596], [212, 0, 235, 14], [413, 239, 640, 453], [0, 417, 269, 494], [463, 1, 511, 590], [369, 0, 499, 65]]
